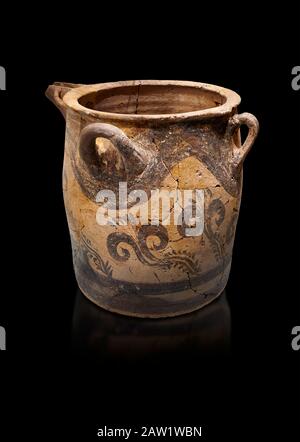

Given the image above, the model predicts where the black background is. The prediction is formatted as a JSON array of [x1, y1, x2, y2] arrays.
[[0, 4, 299, 440]]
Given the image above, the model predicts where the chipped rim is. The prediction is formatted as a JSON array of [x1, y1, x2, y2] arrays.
[[63, 79, 241, 123]]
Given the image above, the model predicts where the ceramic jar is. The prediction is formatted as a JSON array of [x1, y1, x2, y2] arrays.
[[46, 80, 259, 317]]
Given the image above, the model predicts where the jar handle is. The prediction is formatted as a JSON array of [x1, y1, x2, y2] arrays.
[[227, 112, 259, 172], [45, 82, 83, 118], [79, 123, 153, 177]]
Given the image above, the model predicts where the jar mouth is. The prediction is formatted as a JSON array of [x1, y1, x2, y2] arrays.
[[63, 80, 241, 123]]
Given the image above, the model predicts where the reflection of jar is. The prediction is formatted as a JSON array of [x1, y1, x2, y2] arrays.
[[46, 80, 259, 318], [72, 289, 231, 360]]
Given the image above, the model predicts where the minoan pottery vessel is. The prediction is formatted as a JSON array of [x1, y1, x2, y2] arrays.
[[46, 80, 259, 318]]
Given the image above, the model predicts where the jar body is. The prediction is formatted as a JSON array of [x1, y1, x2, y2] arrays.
[[63, 110, 242, 317]]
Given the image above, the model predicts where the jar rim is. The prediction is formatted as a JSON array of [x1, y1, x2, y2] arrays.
[[63, 80, 241, 123]]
